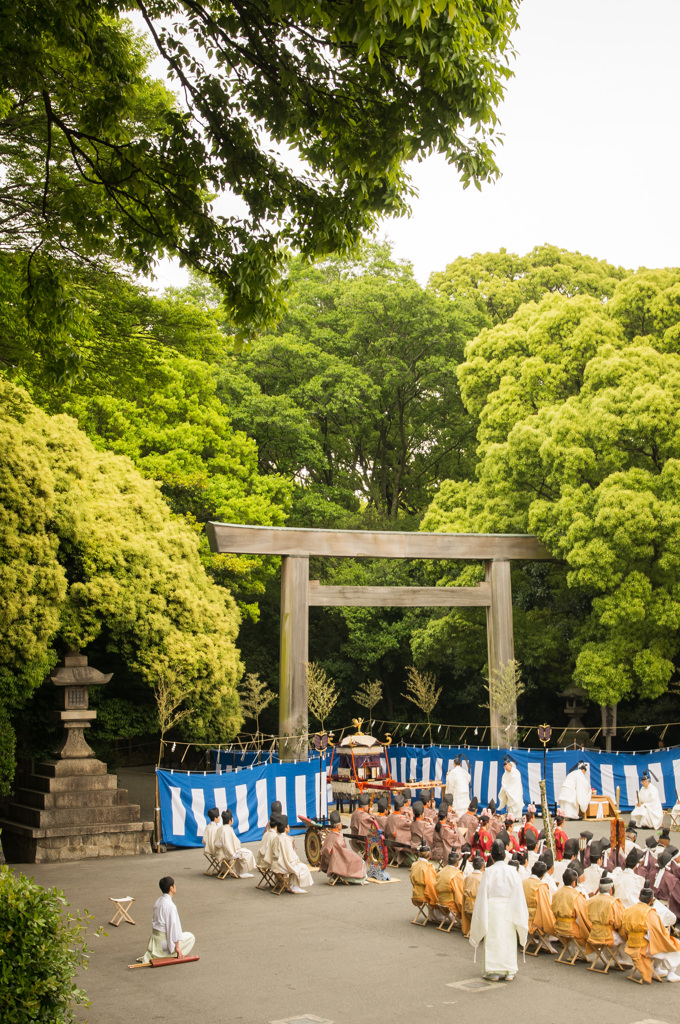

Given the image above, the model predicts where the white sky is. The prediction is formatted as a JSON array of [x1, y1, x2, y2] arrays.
[[152, 0, 680, 290]]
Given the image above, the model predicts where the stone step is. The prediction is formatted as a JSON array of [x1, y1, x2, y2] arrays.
[[13, 787, 129, 810], [33, 759, 109, 778], [19, 772, 118, 794], [7, 801, 143, 829]]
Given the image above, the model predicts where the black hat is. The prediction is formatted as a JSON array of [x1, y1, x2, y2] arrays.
[[358, 792, 371, 807], [660, 828, 671, 840], [412, 800, 425, 817], [438, 806, 447, 820], [563, 838, 580, 859], [640, 886, 654, 902], [503, 755, 516, 766], [443, 793, 453, 806], [577, 760, 588, 770], [278, 814, 289, 827], [419, 789, 431, 803], [525, 833, 537, 850], [418, 842, 431, 856], [537, 829, 545, 841], [589, 841, 603, 861], [600, 837, 611, 851], [646, 836, 657, 849], [599, 874, 614, 890], [469, 797, 478, 812], [488, 798, 496, 815], [497, 829, 509, 846], [626, 822, 637, 834], [402, 788, 412, 800], [271, 800, 282, 814], [393, 794, 405, 809], [329, 809, 342, 827], [658, 849, 674, 868], [453, 755, 461, 765], [480, 814, 490, 825], [541, 850, 554, 869], [625, 848, 643, 869], [447, 850, 460, 865], [376, 796, 388, 813], [579, 830, 593, 842]]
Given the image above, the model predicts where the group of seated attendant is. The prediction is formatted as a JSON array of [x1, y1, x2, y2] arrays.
[[202, 805, 255, 877], [405, 811, 680, 984]]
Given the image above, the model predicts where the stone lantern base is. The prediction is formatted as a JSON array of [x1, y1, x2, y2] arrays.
[[0, 756, 153, 864]]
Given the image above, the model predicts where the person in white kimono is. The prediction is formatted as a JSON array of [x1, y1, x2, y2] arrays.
[[630, 769, 664, 830], [469, 838, 528, 982], [270, 815, 314, 893], [611, 849, 645, 907], [497, 755, 524, 820], [445, 756, 472, 816], [201, 807, 221, 857], [557, 761, 590, 819], [257, 812, 280, 870], [215, 809, 255, 877], [140, 877, 195, 963]]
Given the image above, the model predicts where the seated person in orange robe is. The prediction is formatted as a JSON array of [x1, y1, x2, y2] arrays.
[[461, 856, 485, 937], [550, 867, 591, 959], [522, 860, 557, 949], [435, 849, 465, 923], [410, 842, 438, 907], [621, 886, 680, 982]]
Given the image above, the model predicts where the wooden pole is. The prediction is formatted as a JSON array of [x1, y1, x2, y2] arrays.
[[485, 559, 515, 749], [279, 555, 309, 761]]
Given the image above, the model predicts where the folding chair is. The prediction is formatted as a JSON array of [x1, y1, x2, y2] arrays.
[[626, 958, 664, 984], [256, 865, 275, 890], [109, 896, 135, 927], [326, 873, 351, 887], [555, 934, 589, 965], [524, 927, 555, 956], [271, 873, 294, 895], [203, 850, 220, 876], [436, 903, 459, 932], [411, 898, 434, 926], [587, 941, 627, 974], [216, 856, 239, 880]]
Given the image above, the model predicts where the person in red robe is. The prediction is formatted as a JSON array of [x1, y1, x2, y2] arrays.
[[553, 813, 568, 861], [320, 810, 367, 883], [520, 811, 540, 848], [472, 814, 494, 860]]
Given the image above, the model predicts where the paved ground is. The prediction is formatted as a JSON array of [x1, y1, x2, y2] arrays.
[[10, 789, 680, 1024]]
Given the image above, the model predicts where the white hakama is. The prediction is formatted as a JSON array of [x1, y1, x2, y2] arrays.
[[498, 766, 524, 820], [445, 764, 472, 816], [630, 784, 664, 830], [469, 860, 528, 977], [557, 769, 590, 819]]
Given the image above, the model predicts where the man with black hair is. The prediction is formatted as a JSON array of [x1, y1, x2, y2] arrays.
[[139, 877, 195, 963], [469, 838, 528, 981], [201, 807, 221, 859], [410, 842, 438, 907], [586, 874, 630, 964], [622, 886, 680, 982], [551, 867, 591, 958], [270, 815, 314, 893], [215, 809, 255, 877], [436, 849, 465, 922], [523, 861, 557, 950]]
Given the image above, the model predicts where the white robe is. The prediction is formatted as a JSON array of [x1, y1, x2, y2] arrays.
[[215, 823, 256, 875], [582, 863, 603, 895], [630, 783, 664, 830], [256, 828, 276, 869], [558, 769, 590, 819], [498, 766, 524, 819], [142, 894, 195, 962], [270, 832, 314, 889], [469, 859, 528, 976], [445, 764, 472, 816], [202, 820, 220, 856], [610, 867, 644, 907]]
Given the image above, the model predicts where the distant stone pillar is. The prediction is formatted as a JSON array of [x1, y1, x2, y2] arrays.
[[485, 559, 515, 748], [279, 556, 309, 761], [52, 650, 111, 758]]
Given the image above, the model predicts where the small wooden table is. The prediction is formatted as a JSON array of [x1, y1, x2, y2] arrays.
[[585, 796, 617, 821]]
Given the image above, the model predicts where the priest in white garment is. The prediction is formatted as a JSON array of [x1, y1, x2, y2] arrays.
[[469, 838, 528, 982], [445, 755, 472, 816], [270, 815, 314, 893], [557, 761, 590, 819], [140, 876, 195, 962], [611, 848, 645, 907], [201, 806, 221, 858], [215, 809, 256, 877], [630, 769, 664, 830], [497, 755, 524, 820]]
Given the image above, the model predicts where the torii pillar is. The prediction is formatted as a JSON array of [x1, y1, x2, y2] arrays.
[[279, 555, 309, 760]]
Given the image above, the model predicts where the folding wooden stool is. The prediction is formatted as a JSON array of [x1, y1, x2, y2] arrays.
[[587, 941, 626, 974], [203, 850, 220, 876], [109, 896, 135, 927], [411, 898, 434, 926], [436, 903, 459, 932], [256, 865, 275, 890], [326, 873, 351, 887], [626, 959, 664, 984], [555, 934, 589, 965], [216, 855, 239, 880], [271, 873, 294, 895], [524, 928, 555, 956]]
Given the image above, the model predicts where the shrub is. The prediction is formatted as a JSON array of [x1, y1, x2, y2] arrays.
[[0, 867, 93, 1023]]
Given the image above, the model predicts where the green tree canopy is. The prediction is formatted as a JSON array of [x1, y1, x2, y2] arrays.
[[1, 0, 519, 340], [423, 267, 680, 708], [0, 379, 243, 793], [429, 244, 629, 326]]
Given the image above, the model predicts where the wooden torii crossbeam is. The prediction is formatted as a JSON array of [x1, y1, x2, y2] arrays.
[[205, 523, 553, 757]]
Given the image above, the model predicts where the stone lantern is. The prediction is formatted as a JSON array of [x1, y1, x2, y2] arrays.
[[51, 650, 112, 759]]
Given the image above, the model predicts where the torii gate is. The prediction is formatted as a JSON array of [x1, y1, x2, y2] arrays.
[[206, 523, 553, 759]]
